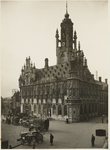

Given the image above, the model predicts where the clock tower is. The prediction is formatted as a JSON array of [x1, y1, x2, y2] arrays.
[[56, 3, 74, 64]]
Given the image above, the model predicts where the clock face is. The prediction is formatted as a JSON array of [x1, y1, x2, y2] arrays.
[[62, 42, 65, 46]]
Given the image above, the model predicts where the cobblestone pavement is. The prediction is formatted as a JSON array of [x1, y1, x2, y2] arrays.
[[1, 116, 108, 149]]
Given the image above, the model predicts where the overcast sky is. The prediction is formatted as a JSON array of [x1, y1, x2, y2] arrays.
[[1, 0, 109, 98]]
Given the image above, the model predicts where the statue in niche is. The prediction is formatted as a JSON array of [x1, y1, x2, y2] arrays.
[[67, 87, 69, 96], [52, 87, 55, 95], [36, 86, 39, 95], [69, 88, 72, 96], [44, 85, 47, 95], [40, 86, 43, 95], [67, 81, 72, 97], [49, 85, 53, 95], [54, 83, 57, 94], [69, 81, 73, 89], [60, 82, 64, 94], [28, 77, 30, 84]]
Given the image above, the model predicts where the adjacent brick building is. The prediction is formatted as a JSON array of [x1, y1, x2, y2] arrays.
[[11, 91, 20, 114], [19, 7, 108, 122]]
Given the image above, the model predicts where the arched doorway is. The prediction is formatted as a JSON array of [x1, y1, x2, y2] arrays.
[[58, 105, 62, 115]]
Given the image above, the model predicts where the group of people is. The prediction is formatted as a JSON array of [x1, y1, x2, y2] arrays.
[[1, 114, 13, 124], [1, 114, 23, 125]]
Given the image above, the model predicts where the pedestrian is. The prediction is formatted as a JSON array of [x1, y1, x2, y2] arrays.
[[91, 134, 95, 147], [6, 116, 8, 124], [8, 116, 10, 125], [32, 138, 36, 149], [66, 118, 69, 124], [50, 133, 54, 146]]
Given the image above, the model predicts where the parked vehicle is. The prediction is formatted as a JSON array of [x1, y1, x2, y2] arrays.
[[18, 130, 43, 145]]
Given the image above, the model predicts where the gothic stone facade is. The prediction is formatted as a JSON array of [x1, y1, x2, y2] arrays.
[[19, 10, 108, 122]]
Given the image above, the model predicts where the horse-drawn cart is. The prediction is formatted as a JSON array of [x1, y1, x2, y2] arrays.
[[33, 118, 49, 132]]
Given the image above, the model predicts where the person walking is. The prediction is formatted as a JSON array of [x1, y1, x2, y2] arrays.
[[50, 133, 54, 146], [91, 134, 95, 147], [66, 118, 69, 124], [32, 138, 36, 149]]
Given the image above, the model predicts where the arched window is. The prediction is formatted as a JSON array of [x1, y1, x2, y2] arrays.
[[34, 104, 36, 113], [64, 105, 67, 115], [53, 105, 56, 115], [58, 105, 62, 115]]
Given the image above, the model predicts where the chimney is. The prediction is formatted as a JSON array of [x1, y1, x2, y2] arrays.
[[105, 79, 107, 84], [45, 58, 49, 69], [99, 77, 102, 82]]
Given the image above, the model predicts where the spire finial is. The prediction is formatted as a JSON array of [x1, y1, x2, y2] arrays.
[[65, 1, 69, 18], [66, 1, 68, 14]]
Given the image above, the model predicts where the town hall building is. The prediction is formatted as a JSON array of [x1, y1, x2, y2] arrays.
[[19, 6, 108, 122]]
